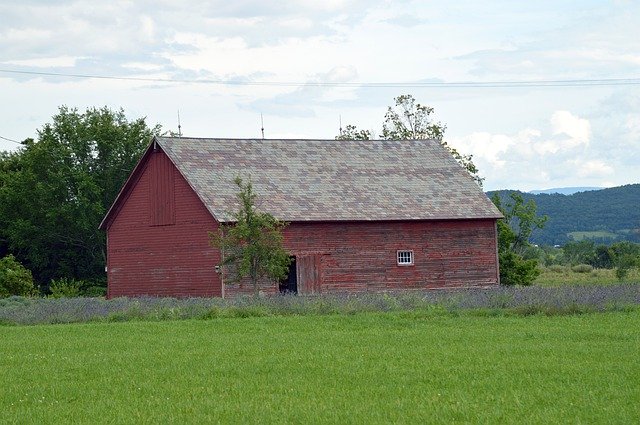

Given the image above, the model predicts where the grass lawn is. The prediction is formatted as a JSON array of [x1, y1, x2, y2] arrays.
[[2, 311, 639, 424]]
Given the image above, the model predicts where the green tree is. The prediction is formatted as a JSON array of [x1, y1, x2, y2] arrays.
[[336, 124, 373, 141], [210, 177, 291, 295], [592, 245, 614, 269], [0, 254, 37, 298], [0, 106, 161, 287], [492, 192, 547, 285], [561, 240, 596, 265], [609, 241, 640, 281], [337, 94, 483, 186]]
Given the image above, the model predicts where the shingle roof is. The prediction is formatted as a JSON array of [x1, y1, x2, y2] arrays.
[[156, 136, 502, 222]]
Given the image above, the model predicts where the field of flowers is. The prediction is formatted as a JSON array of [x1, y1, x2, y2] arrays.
[[1, 284, 638, 326]]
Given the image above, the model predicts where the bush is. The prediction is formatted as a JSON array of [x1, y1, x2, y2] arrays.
[[49, 278, 82, 298], [571, 264, 593, 273], [548, 265, 567, 273], [0, 255, 37, 298], [82, 286, 107, 297], [499, 251, 540, 286]]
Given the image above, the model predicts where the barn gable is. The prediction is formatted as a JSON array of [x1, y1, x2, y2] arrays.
[[104, 147, 222, 297]]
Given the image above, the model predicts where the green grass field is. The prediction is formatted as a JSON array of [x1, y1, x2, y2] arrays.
[[567, 230, 619, 241], [2, 311, 639, 424], [535, 266, 640, 286]]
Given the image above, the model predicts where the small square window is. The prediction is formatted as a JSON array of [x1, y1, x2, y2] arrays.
[[397, 250, 414, 266]]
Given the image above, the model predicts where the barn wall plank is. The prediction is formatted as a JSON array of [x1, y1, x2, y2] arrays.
[[107, 149, 221, 298]]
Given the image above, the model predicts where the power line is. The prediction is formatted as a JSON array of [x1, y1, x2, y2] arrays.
[[1, 68, 639, 88], [0, 135, 22, 144]]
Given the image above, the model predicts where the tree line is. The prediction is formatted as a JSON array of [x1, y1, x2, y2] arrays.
[[0, 106, 160, 295]]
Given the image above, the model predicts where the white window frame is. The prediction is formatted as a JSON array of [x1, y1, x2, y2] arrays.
[[397, 250, 414, 266]]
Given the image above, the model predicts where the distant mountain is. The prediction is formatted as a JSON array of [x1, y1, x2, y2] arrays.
[[487, 184, 640, 246], [528, 187, 602, 195]]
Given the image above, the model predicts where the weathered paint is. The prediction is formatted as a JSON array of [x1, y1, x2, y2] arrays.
[[105, 149, 499, 298], [106, 150, 221, 298], [149, 150, 175, 226], [224, 220, 499, 297]]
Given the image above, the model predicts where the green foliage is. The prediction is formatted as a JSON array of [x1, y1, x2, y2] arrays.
[[593, 245, 614, 269], [0, 255, 37, 298], [562, 240, 596, 265], [492, 192, 547, 285], [0, 106, 161, 285], [498, 251, 541, 286], [337, 94, 483, 186], [614, 254, 639, 281], [335, 124, 373, 140], [210, 177, 291, 294], [82, 286, 107, 297], [493, 193, 548, 256], [49, 278, 82, 298], [571, 264, 593, 273], [534, 265, 640, 286]]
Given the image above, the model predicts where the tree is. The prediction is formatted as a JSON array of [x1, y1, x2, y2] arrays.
[[335, 124, 373, 141], [562, 240, 596, 265], [492, 192, 547, 285], [0, 106, 161, 287], [609, 241, 640, 281], [210, 177, 291, 295], [0, 254, 37, 298], [337, 94, 483, 186]]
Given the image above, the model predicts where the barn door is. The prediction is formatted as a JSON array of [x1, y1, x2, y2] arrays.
[[297, 254, 320, 295]]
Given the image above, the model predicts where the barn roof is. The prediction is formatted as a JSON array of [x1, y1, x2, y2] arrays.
[[151, 136, 502, 223]]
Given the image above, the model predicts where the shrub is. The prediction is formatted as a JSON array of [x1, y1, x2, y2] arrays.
[[82, 286, 107, 297], [615, 267, 629, 282], [0, 255, 37, 298], [571, 264, 593, 273], [548, 265, 566, 273], [499, 251, 540, 286], [49, 278, 82, 298]]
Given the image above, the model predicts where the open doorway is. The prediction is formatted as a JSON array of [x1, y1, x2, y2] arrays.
[[279, 256, 297, 294]]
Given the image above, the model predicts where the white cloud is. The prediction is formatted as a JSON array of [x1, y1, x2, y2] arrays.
[[569, 159, 614, 178], [550, 110, 591, 148], [1, 0, 639, 193], [4, 56, 81, 68], [447, 109, 626, 190]]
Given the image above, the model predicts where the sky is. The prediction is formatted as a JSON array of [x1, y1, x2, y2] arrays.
[[0, 0, 638, 191]]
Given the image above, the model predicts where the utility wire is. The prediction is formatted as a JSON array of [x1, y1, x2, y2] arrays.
[[1, 68, 639, 88], [0, 135, 22, 144]]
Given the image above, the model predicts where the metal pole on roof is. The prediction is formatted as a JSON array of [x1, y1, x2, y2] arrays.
[[260, 113, 265, 139], [177, 110, 182, 137]]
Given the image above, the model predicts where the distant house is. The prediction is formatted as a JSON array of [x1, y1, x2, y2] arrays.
[[99, 137, 502, 298]]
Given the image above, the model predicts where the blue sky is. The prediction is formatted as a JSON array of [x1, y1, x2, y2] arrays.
[[0, 0, 638, 191]]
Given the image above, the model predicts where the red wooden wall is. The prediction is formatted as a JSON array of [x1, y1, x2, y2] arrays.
[[105, 149, 499, 298], [224, 220, 499, 297], [106, 150, 221, 298]]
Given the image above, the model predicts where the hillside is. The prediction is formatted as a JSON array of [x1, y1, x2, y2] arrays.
[[528, 187, 602, 195], [487, 184, 640, 245]]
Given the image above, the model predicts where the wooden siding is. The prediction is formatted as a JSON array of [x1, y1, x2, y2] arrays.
[[224, 220, 499, 297], [106, 149, 221, 298], [297, 254, 321, 295], [149, 150, 175, 226]]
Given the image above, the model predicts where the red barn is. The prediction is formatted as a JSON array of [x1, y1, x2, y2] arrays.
[[99, 137, 502, 298]]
